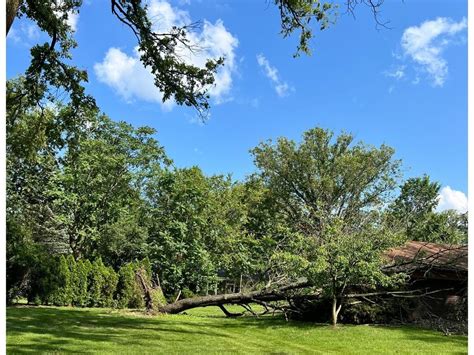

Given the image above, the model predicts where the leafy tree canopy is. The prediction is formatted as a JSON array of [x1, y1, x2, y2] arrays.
[[251, 128, 404, 324], [389, 176, 467, 244]]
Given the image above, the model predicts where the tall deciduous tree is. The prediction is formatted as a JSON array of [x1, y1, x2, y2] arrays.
[[46, 116, 168, 260], [145, 167, 251, 296], [251, 128, 404, 325], [418, 210, 468, 244]]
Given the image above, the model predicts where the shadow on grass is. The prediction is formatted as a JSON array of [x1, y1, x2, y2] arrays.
[[389, 325, 467, 347], [7, 307, 228, 353], [7, 306, 467, 354]]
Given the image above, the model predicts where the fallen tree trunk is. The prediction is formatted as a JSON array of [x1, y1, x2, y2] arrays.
[[157, 279, 312, 314], [156, 280, 454, 317]]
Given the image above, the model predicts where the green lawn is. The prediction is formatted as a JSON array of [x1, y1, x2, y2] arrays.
[[7, 305, 467, 354]]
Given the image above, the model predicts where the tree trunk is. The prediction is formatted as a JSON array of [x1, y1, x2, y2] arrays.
[[331, 296, 342, 327], [6, 0, 21, 35], [158, 279, 311, 314]]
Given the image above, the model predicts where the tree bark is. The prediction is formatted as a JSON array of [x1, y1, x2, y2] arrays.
[[331, 296, 342, 327], [157, 279, 311, 314], [6, 0, 21, 35]]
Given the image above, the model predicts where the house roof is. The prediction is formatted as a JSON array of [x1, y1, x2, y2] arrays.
[[384, 241, 468, 275]]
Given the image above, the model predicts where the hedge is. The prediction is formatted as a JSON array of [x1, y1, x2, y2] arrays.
[[25, 256, 165, 310]]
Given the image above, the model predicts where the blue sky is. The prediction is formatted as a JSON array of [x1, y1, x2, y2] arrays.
[[7, 0, 468, 212]]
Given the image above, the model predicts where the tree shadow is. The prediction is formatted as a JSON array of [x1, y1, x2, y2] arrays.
[[7, 307, 229, 354], [7, 306, 467, 354], [380, 324, 467, 346]]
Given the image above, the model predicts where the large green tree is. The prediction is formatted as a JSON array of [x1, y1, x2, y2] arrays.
[[6, 91, 170, 299], [390, 176, 440, 236], [6, 77, 97, 300], [145, 167, 253, 296], [251, 128, 404, 325], [45, 115, 168, 260]]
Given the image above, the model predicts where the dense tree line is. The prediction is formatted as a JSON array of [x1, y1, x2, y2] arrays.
[[25, 255, 165, 309], [6, 78, 467, 323]]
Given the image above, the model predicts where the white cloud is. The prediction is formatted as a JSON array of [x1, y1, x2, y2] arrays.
[[400, 17, 467, 87], [198, 19, 238, 102], [257, 55, 278, 81], [66, 12, 79, 31], [94, 47, 174, 110], [256, 54, 293, 97], [384, 65, 405, 80], [147, 0, 190, 33], [8, 22, 41, 44], [275, 83, 290, 97], [94, 0, 238, 109], [187, 112, 207, 125], [24, 23, 40, 41], [250, 98, 260, 108], [437, 186, 468, 213], [411, 76, 420, 85]]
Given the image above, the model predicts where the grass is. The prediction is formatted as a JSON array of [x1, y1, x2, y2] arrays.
[[7, 305, 467, 354]]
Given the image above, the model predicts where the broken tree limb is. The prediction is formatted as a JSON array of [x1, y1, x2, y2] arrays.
[[239, 303, 257, 316], [218, 305, 244, 318], [174, 290, 182, 303], [343, 287, 454, 299]]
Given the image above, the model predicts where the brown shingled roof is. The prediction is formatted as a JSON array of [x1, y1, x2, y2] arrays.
[[384, 241, 468, 273]]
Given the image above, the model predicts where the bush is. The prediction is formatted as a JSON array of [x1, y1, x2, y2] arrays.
[[74, 259, 91, 307], [116, 259, 167, 310], [23, 255, 165, 310], [181, 288, 195, 299], [137, 258, 167, 309], [67, 255, 79, 305], [85, 258, 119, 308], [32, 295, 41, 306], [140, 257, 153, 279], [88, 258, 105, 307], [101, 264, 118, 307], [47, 255, 73, 306], [26, 253, 59, 305], [116, 263, 144, 309]]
